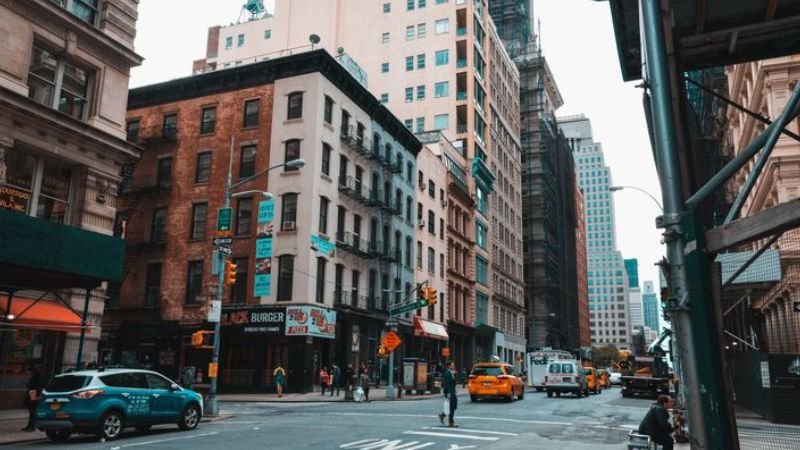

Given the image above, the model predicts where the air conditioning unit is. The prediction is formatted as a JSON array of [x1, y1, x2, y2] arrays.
[[282, 221, 297, 231], [418, 220, 426, 228]]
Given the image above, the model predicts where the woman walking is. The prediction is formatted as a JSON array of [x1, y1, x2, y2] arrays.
[[319, 367, 330, 396], [273, 364, 287, 398]]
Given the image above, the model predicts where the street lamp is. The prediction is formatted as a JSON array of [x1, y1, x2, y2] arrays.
[[206, 138, 306, 417], [609, 185, 663, 212]]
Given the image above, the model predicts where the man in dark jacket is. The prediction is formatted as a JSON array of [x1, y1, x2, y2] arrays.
[[438, 361, 458, 427], [22, 365, 43, 432], [330, 363, 341, 397], [638, 395, 676, 450]]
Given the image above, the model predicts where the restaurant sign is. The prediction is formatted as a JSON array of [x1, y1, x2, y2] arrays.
[[221, 306, 285, 334], [285, 306, 336, 339]]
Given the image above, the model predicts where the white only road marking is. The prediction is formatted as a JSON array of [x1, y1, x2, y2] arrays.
[[403, 431, 499, 441], [420, 427, 518, 436], [336, 412, 572, 426], [110, 431, 219, 449], [446, 446, 477, 450]]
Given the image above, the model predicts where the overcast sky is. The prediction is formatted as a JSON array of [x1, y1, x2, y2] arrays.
[[130, 0, 665, 292]]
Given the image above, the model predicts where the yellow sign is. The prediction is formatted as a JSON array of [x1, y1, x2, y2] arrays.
[[208, 362, 218, 378]]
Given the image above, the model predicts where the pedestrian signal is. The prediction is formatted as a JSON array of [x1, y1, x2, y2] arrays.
[[377, 345, 388, 358], [224, 260, 238, 286], [191, 330, 214, 348]]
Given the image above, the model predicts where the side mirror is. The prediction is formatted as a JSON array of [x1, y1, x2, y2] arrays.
[[170, 383, 181, 391]]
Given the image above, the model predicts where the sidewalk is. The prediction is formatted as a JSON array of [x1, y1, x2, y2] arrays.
[[218, 386, 448, 403], [0, 409, 232, 446]]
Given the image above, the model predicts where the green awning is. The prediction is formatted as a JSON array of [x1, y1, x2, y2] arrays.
[[0, 209, 124, 289]]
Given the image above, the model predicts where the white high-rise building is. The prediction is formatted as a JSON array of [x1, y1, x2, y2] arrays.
[[559, 114, 631, 350]]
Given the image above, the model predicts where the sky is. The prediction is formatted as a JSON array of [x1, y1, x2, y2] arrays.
[[129, 0, 666, 293]]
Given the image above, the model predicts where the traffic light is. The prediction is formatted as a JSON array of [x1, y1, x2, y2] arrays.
[[377, 345, 388, 358], [224, 260, 238, 286], [660, 287, 672, 321], [426, 287, 438, 305], [191, 330, 214, 348]]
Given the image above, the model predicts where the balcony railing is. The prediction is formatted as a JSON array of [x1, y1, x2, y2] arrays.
[[335, 231, 375, 258], [334, 290, 370, 310], [338, 176, 375, 207]]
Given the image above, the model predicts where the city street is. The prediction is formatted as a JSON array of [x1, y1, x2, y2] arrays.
[[9, 388, 654, 450]]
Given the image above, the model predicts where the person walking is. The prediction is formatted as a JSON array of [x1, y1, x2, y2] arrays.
[[273, 364, 287, 398], [345, 363, 355, 399], [330, 363, 341, 397], [359, 368, 371, 402], [460, 367, 468, 389], [22, 365, 43, 432], [438, 361, 458, 427], [638, 395, 678, 450], [319, 367, 330, 396]]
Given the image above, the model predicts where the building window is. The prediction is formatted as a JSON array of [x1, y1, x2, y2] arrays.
[[319, 196, 329, 234], [406, 56, 414, 71], [235, 197, 253, 236], [406, 25, 415, 40], [428, 210, 435, 234], [416, 241, 423, 269], [144, 263, 162, 307], [428, 247, 435, 274], [417, 85, 426, 100], [383, 3, 391, 13], [243, 99, 260, 127], [381, 62, 390, 73], [417, 23, 427, 38], [237, 33, 245, 47], [200, 106, 216, 134], [323, 95, 334, 124], [287, 92, 303, 119], [380, 93, 389, 104], [185, 261, 203, 305], [476, 256, 488, 285], [434, 81, 449, 98], [316, 257, 327, 303], [264, 29, 272, 39], [230, 257, 248, 304], [126, 120, 140, 142], [440, 253, 445, 278], [407, 0, 414, 10], [284, 139, 300, 170], [195, 152, 212, 183], [273, 255, 294, 301], [239, 144, 257, 179], [156, 157, 172, 189], [225, 36, 233, 49], [476, 187, 487, 215], [433, 113, 449, 130], [321, 142, 331, 176], [405, 87, 413, 102], [404, 119, 413, 130], [190, 203, 207, 240], [382, 32, 390, 43], [428, 180, 435, 198], [28, 44, 91, 120], [435, 49, 449, 65], [163, 114, 178, 138], [151, 208, 166, 243], [476, 220, 488, 249], [417, 54, 426, 69], [415, 117, 425, 132], [435, 19, 450, 34], [405, 237, 413, 267], [281, 193, 298, 230], [418, 0, 426, 7]]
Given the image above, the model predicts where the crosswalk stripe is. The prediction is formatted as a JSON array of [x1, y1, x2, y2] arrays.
[[420, 427, 517, 436], [403, 431, 500, 441]]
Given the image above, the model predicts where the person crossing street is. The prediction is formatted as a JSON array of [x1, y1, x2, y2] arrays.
[[438, 361, 458, 428]]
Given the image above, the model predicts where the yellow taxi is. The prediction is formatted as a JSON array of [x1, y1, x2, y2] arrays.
[[585, 367, 602, 394], [467, 363, 525, 402], [598, 368, 611, 389]]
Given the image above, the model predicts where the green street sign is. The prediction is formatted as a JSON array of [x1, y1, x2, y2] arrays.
[[217, 207, 232, 232], [389, 300, 428, 316]]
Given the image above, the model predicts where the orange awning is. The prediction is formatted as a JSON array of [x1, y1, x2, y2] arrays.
[[413, 316, 449, 341], [1, 296, 87, 333]]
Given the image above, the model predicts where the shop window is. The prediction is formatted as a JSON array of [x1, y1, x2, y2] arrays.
[[0, 149, 72, 223]]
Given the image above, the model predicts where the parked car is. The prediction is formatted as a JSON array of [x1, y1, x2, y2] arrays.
[[467, 363, 525, 402], [584, 367, 602, 394], [610, 371, 623, 385], [36, 368, 203, 442], [545, 360, 588, 398]]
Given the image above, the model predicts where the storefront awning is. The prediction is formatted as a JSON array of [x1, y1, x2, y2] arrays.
[[1, 296, 87, 333], [413, 316, 449, 341]]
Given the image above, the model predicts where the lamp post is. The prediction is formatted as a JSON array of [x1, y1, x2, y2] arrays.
[[609, 185, 663, 212], [205, 137, 305, 417]]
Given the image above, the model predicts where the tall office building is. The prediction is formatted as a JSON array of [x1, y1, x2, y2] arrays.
[[625, 258, 643, 329], [189, 0, 528, 365], [560, 114, 631, 350], [642, 280, 660, 333], [489, 0, 583, 350], [624, 258, 639, 288]]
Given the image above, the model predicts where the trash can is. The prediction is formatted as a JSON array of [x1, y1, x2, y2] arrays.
[[402, 358, 427, 394]]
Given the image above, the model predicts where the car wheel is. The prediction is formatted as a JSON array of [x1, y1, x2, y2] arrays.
[[135, 425, 152, 433], [178, 404, 201, 430], [470, 395, 477, 402], [98, 410, 124, 441], [546, 390, 553, 398], [45, 430, 71, 442], [555, 392, 561, 398], [576, 389, 583, 398], [622, 392, 631, 398]]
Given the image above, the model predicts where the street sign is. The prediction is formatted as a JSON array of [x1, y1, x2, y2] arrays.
[[218, 246, 232, 256], [207, 300, 221, 323], [382, 331, 402, 352], [794, 301, 800, 313], [213, 237, 233, 247], [389, 300, 428, 316], [217, 207, 232, 232]]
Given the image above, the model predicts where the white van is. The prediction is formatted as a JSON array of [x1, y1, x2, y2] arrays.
[[544, 360, 589, 398], [526, 349, 574, 391]]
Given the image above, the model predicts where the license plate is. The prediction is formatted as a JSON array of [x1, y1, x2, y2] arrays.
[[483, 382, 491, 386], [50, 403, 61, 410], [563, 377, 572, 383]]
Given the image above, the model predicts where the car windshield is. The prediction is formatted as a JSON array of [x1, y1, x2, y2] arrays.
[[46, 375, 91, 393], [471, 366, 503, 376]]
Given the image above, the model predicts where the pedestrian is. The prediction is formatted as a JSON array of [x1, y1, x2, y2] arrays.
[[359, 368, 371, 402], [319, 366, 330, 396], [273, 364, 287, 398], [22, 365, 43, 432], [330, 363, 341, 397], [182, 366, 196, 390], [345, 363, 355, 399], [638, 394, 678, 450], [460, 367, 468, 388], [438, 361, 458, 428]]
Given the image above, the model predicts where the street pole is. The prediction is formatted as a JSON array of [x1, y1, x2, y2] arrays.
[[206, 137, 234, 417], [75, 288, 91, 369], [385, 281, 429, 400]]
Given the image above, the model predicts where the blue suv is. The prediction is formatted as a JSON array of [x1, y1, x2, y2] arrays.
[[36, 368, 203, 442]]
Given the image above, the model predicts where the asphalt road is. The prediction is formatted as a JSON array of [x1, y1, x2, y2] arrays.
[[9, 388, 664, 450]]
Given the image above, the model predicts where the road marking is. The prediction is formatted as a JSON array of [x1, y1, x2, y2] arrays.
[[110, 431, 219, 449], [340, 439, 435, 449], [335, 412, 572, 426], [420, 427, 517, 436], [403, 431, 499, 441]]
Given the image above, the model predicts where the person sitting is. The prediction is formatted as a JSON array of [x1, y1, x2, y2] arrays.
[[638, 394, 678, 450]]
